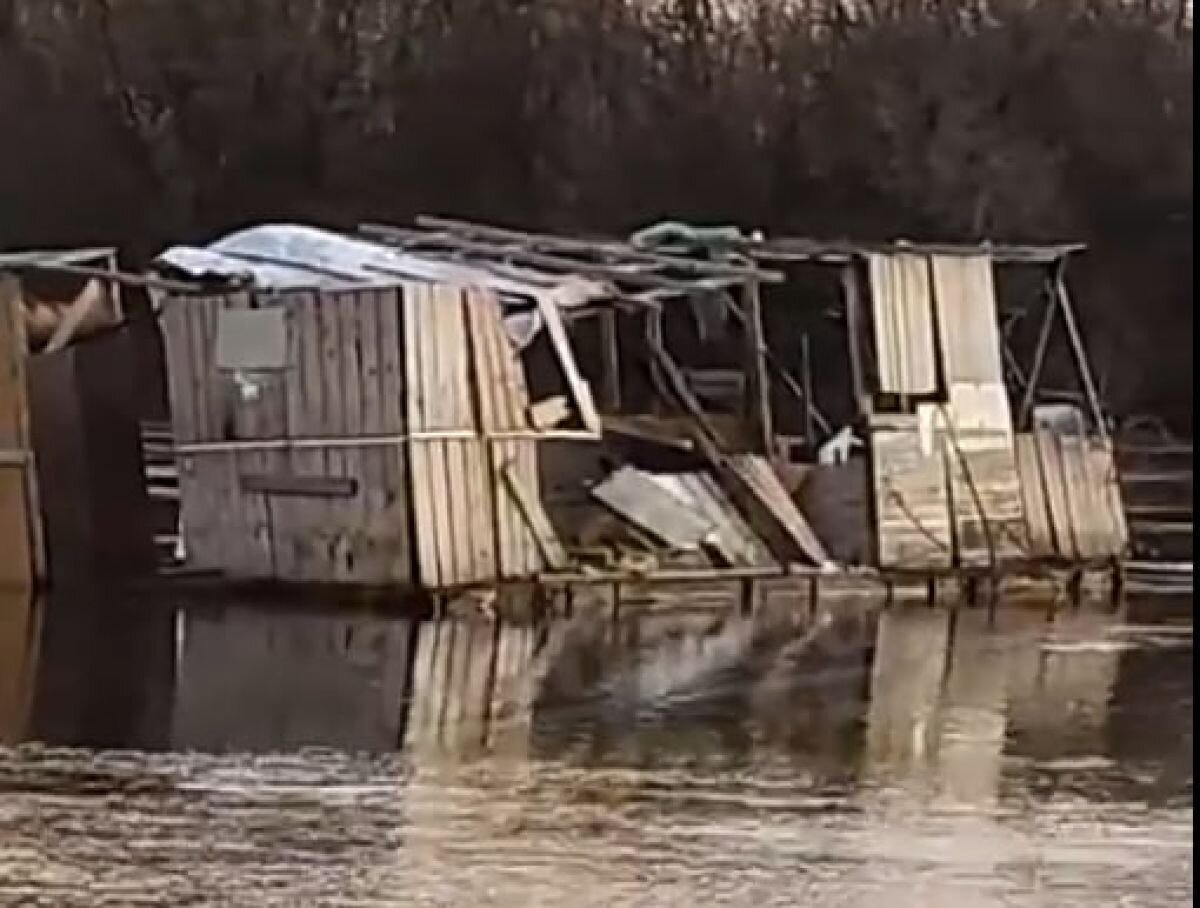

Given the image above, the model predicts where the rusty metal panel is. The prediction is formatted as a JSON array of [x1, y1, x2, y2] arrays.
[[866, 254, 938, 395]]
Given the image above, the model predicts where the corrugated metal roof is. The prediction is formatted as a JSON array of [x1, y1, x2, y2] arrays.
[[154, 224, 612, 348]]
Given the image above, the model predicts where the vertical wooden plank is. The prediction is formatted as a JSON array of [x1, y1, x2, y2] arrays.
[[471, 293, 514, 579], [600, 308, 621, 411], [428, 286, 459, 586], [289, 291, 331, 581], [405, 285, 439, 588], [842, 263, 868, 416], [197, 296, 225, 441], [335, 290, 366, 582], [1036, 430, 1076, 560], [376, 288, 411, 585], [740, 281, 773, 455], [439, 287, 469, 586], [1015, 434, 1054, 558], [354, 288, 385, 583], [224, 293, 271, 578], [531, 285, 600, 434], [1060, 434, 1100, 560], [159, 297, 198, 443]]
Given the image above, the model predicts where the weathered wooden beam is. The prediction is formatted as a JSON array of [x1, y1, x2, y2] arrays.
[[801, 332, 816, 443], [741, 281, 773, 455], [2, 260, 199, 294], [1018, 284, 1057, 429], [841, 262, 869, 417], [407, 215, 785, 282], [500, 461, 569, 569], [756, 239, 1084, 265], [1052, 264, 1109, 443], [722, 295, 831, 436], [600, 308, 621, 410], [365, 225, 743, 294]]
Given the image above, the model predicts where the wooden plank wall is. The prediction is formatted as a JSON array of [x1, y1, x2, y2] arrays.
[[464, 287, 544, 582], [162, 288, 413, 585], [1014, 431, 1128, 562], [0, 278, 39, 588], [161, 282, 558, 588]]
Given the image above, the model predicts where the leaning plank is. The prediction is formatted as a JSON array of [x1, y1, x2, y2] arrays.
[[591, 466, 714, 550], [532, 287, 601, 434], [501, 459, 568, 570], [728, 454, 832, 566]]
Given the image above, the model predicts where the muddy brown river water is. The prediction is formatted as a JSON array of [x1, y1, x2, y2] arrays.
[[0, 586, 1191, 906]]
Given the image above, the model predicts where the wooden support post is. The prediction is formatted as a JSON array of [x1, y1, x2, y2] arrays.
[[1052, 263, 1109, 443], [1067, 568, 1083, 607], [600, 309, 621, 411], [840, 262, 868, 417], [1018, 283, 1057, 429], [801, 332, 816, 445], [1110, 557, 1124, 606], [740, 281, 773, 455], [722, 296, 831, 435], [740, 576, 756, 617]]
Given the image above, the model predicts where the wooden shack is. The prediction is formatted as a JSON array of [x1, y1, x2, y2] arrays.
[[151, 219, 1130, 599], [1, 250, 157, 588], [158, 283, 581, 589]]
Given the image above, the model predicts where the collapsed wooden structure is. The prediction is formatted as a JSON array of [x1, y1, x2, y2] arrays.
[[143, 217, 1128, 594], [1, 218, 1131, 596]]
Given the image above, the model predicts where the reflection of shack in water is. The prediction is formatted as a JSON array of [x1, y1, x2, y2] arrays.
[[170, 606, 417, 752], [862, 601, 1127, 807]]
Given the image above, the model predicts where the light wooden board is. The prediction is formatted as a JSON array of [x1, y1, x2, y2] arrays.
[[942, 434, 1028, 567], [1015, 433, 1056, 557], [929, 255, 1005, 386], [728, 454, 832, 565], [531, 286, 601, 434], [467, 287, 543, 580], [866, 254, 938, 395], [1035, 430, 1077, 559], [870, 422, 953, 570]]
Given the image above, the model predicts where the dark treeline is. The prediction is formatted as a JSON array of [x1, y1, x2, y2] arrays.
[[0, 0, 1192, 427]]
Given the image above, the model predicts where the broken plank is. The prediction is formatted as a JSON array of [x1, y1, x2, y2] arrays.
[[729, 454, 832, 566], [500, 459, 568, 570], [591, 466, 714, 550]]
